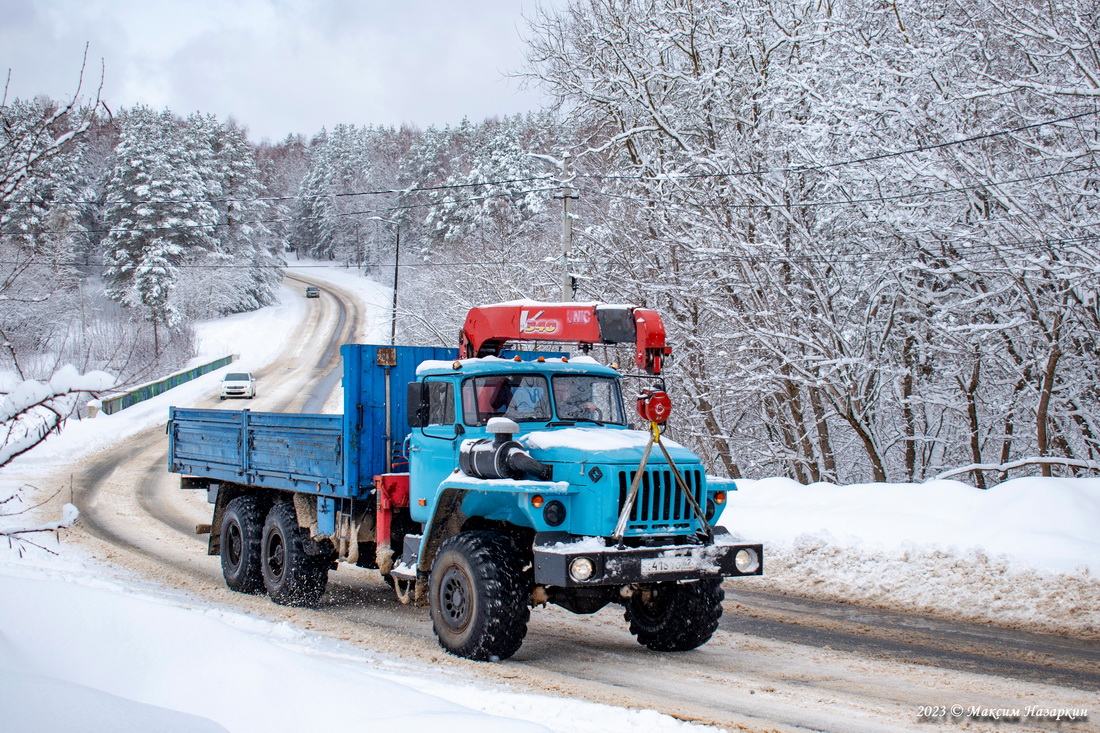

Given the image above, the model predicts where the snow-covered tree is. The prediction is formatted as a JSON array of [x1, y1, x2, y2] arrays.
[[171, 115, 284, 318], [397, 114, 567, 345], [102, 107, 217, 351], [288, 128, 339, 259], [524, 0, 1100, 483]]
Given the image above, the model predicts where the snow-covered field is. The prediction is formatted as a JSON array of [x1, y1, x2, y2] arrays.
[[2, 262, 1098, 732]]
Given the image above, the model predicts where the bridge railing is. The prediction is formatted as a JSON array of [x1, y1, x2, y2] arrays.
[[93, 355, 236, 416]]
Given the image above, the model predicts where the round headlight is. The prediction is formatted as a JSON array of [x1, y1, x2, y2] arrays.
[[569, 556, 595, 582], [543, 500, 566, 527], [705, 498, 716, 520], [734, 548, 759, 574]]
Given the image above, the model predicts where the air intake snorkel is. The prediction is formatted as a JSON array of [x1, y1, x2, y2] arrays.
[[459, 417, 553, 482]]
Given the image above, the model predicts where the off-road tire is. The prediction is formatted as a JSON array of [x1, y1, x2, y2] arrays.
[[624, 578, 724, 651], [220, 495, 265, 594], [429, 531, 530, 661], [261, 502, 329, 607]]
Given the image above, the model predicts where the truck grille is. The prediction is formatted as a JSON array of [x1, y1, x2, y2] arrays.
[[616, 467, 704, 532]]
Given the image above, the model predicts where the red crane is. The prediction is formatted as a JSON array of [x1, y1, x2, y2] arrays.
[[459, 301, 671, 375]]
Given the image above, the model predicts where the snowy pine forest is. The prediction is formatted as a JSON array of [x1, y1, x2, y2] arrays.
[[2, 0, 1099, 487]]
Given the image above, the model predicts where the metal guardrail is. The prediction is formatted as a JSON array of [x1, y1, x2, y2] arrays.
[[96, 355, 236, 415]]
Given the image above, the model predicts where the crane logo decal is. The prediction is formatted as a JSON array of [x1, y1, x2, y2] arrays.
[[520, 310, 559, 335], [567, 309, 592, 324]]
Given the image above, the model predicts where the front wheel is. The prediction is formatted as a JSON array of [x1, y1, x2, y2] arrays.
[[429, 531, 530, 661], [261, 502, 329, 607], [624, 579, 724, 651]]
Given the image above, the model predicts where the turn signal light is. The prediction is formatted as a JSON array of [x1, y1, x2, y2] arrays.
[[715, 491, 726, 505], [531, 494, 545, 509]]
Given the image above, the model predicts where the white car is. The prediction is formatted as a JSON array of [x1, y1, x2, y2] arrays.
[[220, 372, 256, 400]]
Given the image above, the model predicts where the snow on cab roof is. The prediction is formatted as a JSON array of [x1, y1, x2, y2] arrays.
[[415, 354, 616, 377]]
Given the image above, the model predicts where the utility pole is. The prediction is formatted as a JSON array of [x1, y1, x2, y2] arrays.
[[390, 224, 400, 345], [366, 216, 401, 345], [556, 153, 578, 301]]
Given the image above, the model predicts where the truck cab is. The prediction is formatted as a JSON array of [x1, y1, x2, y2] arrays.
[[405, 355, 722, 534]]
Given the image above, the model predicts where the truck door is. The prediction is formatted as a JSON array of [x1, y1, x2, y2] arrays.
[[408, 378, 460, 524]]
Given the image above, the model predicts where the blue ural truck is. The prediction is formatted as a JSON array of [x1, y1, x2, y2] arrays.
[[168, 301, 763, 661]]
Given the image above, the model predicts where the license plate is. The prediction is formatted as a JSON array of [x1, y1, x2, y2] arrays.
[[641, 555, 698, 574]]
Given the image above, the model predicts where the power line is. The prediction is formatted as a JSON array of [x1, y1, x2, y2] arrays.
[[6, 110, 1094, 209], [575, 164, 1099, 210], [1, 186, 560, 237], [2, 175, 556, 207], [574, 109, 1100, 182], [6, 157, 1093, 240], [5, 231, 1096, 271]]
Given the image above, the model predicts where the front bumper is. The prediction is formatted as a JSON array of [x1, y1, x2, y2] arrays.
[[532, 530, 763, 587]]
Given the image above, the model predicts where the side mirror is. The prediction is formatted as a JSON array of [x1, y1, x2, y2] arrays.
[[407, 382, 429, 428]]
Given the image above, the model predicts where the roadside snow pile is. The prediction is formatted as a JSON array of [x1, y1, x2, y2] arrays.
[[0, 499, 78, 537], [720, 477, 1100, 638], [0, 549, 702, 733]]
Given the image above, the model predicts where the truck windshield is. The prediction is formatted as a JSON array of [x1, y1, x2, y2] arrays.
[[461, 374, 552, 425], [552, 375, 626, 425]]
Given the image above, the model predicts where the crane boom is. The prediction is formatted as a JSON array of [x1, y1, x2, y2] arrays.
[[459, 301, 671, 374]]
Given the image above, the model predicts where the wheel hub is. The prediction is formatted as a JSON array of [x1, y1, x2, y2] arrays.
[[267, 533, 286, 581], [440, 567, 471, 630], [226, 523, 243, 566]]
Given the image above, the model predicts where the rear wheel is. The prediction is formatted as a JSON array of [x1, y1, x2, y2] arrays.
[[429, 531, 530, 661], [624, 579, 724, 651], [261, 502, 329, 606], [221, 495, 265, 594]]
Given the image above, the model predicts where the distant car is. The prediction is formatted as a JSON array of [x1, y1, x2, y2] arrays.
[[305, 286, 320, 298], [220, 372, 256, 400]]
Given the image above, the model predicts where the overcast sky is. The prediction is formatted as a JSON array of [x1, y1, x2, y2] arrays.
[[1, 0, 558, 142]]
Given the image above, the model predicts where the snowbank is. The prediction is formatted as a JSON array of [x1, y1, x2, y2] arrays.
[[719, 477, 1100, 637]]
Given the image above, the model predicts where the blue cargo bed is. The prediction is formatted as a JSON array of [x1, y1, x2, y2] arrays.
[[168, 408, 346, 496]]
